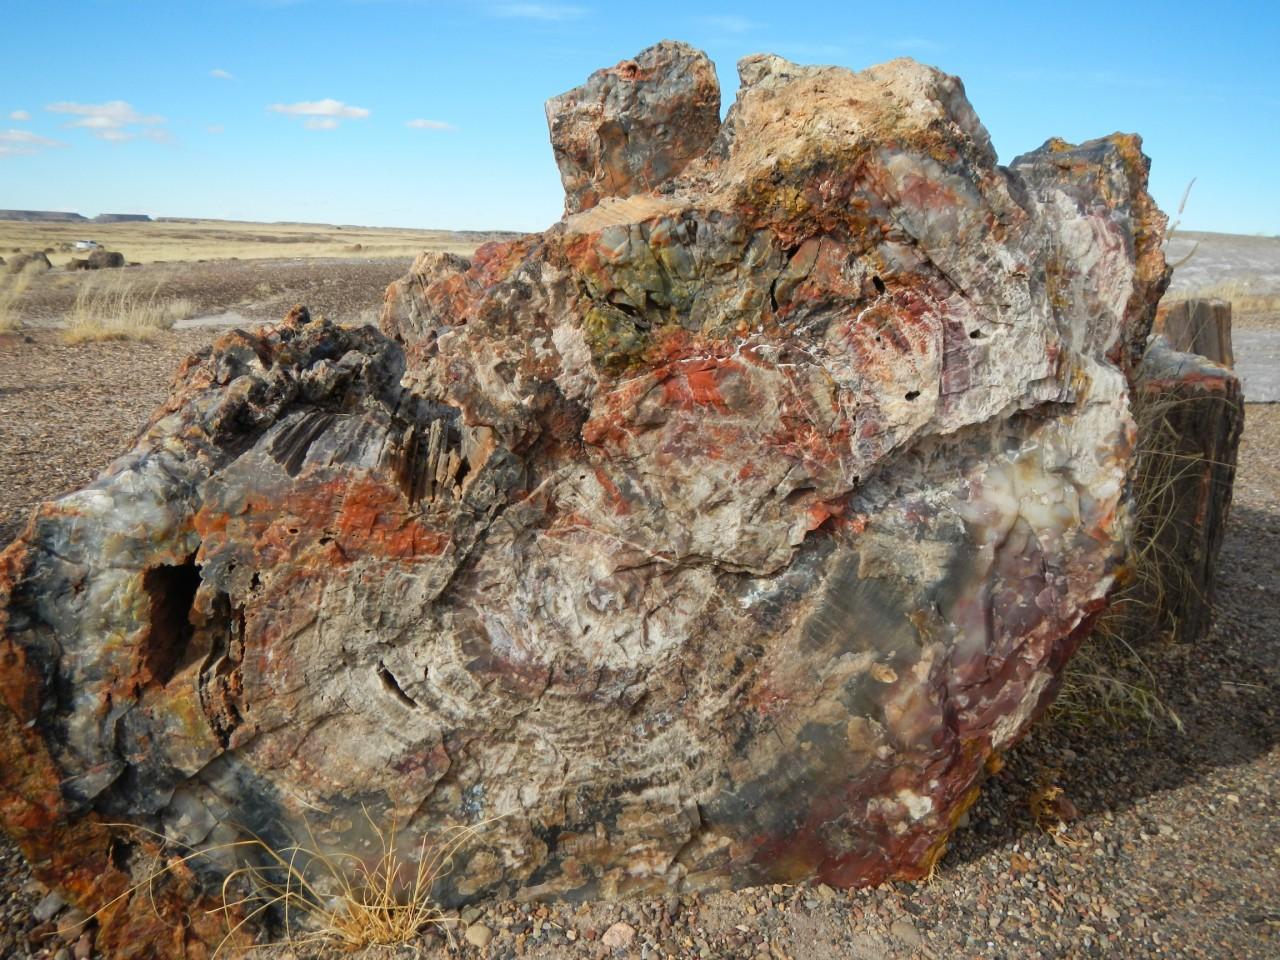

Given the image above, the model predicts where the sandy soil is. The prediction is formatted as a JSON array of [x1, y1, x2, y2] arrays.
[[0, 301, 1276, 959]]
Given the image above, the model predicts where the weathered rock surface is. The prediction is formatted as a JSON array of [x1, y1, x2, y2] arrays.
[[546, 40, 720, 216], [3, 43, 1176, 954]]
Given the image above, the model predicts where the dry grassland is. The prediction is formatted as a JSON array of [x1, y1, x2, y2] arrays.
[[0, 217, 520, 333], [0, 217, 515, 267]]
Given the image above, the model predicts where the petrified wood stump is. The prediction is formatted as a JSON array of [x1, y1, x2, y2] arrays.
[[3, 43, 1176, 954], [1129, 298, 1243, 642]]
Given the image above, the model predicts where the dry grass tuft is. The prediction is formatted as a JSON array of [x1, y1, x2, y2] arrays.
[[61, 276, 195, 343], [92, 813, 493, 956], [0, 258, 45, 330]]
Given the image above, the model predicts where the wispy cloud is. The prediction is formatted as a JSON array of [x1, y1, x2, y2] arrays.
[[0, 129, 69, 158], [46, 100, 167, 141], [492, 3, 586, 21], [8, 109, 30, 121], [210, 68, 235, 80], [207, 123, 226, 134], [700, 15, 762, 34], [269, 98, 370, 129], [406, 118, 455, 131]]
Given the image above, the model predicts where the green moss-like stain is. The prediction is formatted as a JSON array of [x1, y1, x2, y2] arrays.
[[584, 302, 651, 374]]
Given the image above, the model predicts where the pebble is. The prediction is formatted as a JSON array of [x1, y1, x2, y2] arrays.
[[33, 891, 65, 923], [56, 907, 88, 942], [890, 918, 923, 946], [601, 921, 636, 949], [464, 923, 493, 948]]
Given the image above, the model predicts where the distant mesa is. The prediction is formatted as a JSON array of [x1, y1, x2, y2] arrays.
[[92, 213, 152, 223], [0, 210, 153, 223], [0, 210, 88, 223]]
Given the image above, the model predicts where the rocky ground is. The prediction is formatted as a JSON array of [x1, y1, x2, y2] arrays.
[[0, 316, 1276, 959]]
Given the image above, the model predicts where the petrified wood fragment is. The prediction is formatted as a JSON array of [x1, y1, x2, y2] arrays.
[[3, 44, 1176, 954]]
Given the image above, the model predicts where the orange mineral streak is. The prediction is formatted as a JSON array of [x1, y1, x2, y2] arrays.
[[197, 473, 449, 567], [591, 466, 632, 516]]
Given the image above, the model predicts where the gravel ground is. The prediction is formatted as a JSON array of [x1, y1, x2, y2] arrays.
[[0, 318, 1276, 959]]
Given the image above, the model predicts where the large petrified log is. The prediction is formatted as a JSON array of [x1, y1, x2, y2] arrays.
[[3, 43, 1173, 954]]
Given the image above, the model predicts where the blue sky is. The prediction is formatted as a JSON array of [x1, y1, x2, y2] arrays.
[[1, 0, 1276, 234]]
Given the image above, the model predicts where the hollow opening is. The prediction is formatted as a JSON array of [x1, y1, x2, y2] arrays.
[[871, 275, 887, 295], [904, 390, 920, 401], [377, 663, 420, 709], [140, 556, 202, 686]]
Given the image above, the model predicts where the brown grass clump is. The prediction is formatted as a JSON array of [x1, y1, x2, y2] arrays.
[[62, 276, 195, 343], [0, 257, 45, 329], [91, 813, 493, 956]]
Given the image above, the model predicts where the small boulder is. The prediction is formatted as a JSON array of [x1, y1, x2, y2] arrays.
[[88, 249, 126, 269], [5, 251, 51, 274], [65, 249, 125, 271]]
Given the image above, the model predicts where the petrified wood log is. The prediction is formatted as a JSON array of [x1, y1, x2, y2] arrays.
[[3, 44, 1173, 954], [1129, 299, 1243, 642]]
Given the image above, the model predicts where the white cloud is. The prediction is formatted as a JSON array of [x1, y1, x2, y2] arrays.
[[211, 68, 235, 80], [406, 118, 455, 131], [207, 123, 226, 134], [493, 4, 586, 20], [270, 98, 370, 129], [700, 15, 761, 33], [46, 100, 167, 140], [0, 129, 68, 158], [9, 109, 30, 121]]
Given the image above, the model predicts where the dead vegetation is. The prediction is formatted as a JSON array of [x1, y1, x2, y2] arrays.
[[93, 814, 495, 956], [62, 276, 196, 343], [0, 257, 45, 330]]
